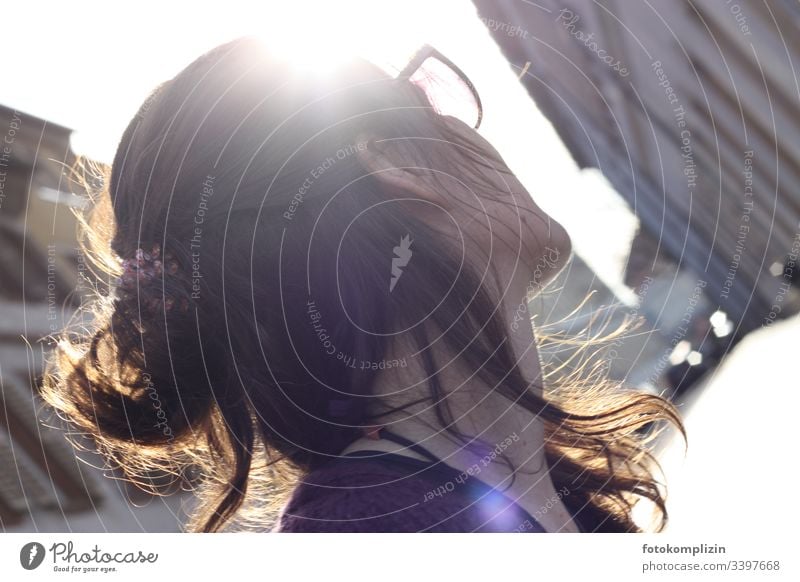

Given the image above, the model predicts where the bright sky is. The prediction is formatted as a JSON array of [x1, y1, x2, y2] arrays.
[[3, 0, 639, 299], [657, 312, 800, 533]]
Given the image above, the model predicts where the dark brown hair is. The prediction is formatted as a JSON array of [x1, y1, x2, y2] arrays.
[[44, 37, 684, 532]]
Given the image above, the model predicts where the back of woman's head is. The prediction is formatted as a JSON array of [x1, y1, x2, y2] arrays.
[[45, 36, 682, 533], [46, 36, 501, 531]]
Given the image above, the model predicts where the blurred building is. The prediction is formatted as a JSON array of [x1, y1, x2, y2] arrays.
[[474, 0, 800, 344], [0, 104, 185, 531]]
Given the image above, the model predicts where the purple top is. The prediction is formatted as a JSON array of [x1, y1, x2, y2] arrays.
[[274, 449, 547, 533]]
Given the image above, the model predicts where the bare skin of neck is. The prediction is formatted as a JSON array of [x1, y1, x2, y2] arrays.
[[341, 250, 580, 533]]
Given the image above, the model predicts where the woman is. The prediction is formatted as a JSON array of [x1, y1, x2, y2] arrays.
[[45, 37, 682, 533]]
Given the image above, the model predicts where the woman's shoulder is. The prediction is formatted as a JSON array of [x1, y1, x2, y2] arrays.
[[274, 454, 542, 533]]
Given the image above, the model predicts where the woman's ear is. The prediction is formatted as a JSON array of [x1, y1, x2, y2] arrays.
[[355, 134, 443, 204]]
